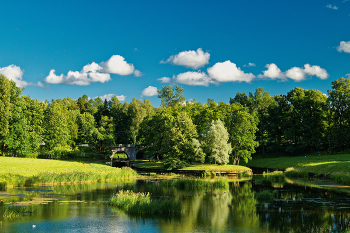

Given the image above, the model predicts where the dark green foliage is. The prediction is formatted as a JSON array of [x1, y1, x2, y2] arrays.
[[255, 191, 274, 202]]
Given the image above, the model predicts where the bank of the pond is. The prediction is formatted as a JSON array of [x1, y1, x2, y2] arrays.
[[0, 157, 137, 189], [132, 161, 252, 176], [241, 154, 350, 185]]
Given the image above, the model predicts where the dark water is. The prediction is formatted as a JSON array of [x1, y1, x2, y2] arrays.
[[1, 176, 350, 233]]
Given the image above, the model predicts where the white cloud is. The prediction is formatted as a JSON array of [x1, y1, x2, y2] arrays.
[[303, 64, 329, 79], [141, 86, 158, 97], [243, 63, 256, 67], [133, 70, 142, 77], [93, 94, 126, 101], [258, 63, 286, 80], [45, 68, 111, 86], [116, 95, 126, 101], [258, 63, 328, 82], [207, 61, 255, 83], [157, 77, 171, 83], [0, 65, 32, 88], [173, 71, 214, 86], [161, 48, 210, 69], [326, 4, 338, 9], [285, 67, 306, 81], [346, 73, 350, 77], [45, 55, 141, 86], [96, 94, 116, 101], [100, 55, 139, 76], [337, 41, 350, 53]]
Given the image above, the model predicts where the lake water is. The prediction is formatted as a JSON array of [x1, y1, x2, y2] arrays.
[[1, 175, 350, 233]]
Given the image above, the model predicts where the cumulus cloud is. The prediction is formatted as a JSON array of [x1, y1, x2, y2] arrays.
[[207, 61, 255, 83], [141, 86, 158, 97], [258, 63, 286, 80], [157, 77, 171, 83], [45, 55, 140, 85], [326, 4, 338, 9], [259, 63, 329, 82], [173, 71, 214, 86], [337, 41, 350, 53], [116, 95, 126, 101], [303, 64, 329, 79], [100, 55, 139, 76], [0, 65, 33, 88], [285, 67, 306, 81], [45, 68, 111, 86], [161, 48, 210, 69]]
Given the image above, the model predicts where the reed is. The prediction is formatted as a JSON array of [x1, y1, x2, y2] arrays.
[[160, 178, 229, 190], [108, 190, 181, 214]]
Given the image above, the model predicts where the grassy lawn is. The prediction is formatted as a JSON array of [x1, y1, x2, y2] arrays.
[[133, 161, 251, 172], [0, 157, 136, 188], [241, 154, 350, 185]]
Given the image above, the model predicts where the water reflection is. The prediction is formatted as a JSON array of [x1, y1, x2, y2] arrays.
[[1, 177, 350, 232]]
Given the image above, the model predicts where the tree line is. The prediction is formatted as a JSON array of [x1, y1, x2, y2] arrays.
[[1, 74, 350, 168]]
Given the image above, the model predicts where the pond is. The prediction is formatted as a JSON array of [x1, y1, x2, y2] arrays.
[[1, 175, 350, 232]]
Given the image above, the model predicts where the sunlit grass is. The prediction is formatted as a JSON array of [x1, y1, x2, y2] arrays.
[[134, 161, 251, 172], [242, 154, 350, 185], [0, 157, 137, 188]]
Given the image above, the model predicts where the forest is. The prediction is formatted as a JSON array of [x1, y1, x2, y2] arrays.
[[1, 74, 350, 169]]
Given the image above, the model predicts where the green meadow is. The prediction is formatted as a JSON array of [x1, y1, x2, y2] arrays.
[[241, 154, 350, 185], [0, 157, 136, 188]]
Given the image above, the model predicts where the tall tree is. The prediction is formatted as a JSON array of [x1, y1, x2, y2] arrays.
[[43, 102, 70, 153], [0, 75, 12, 156], [327, 77, 350, 151], [157, 85, 186, 108], [200, 119, 231, 165]]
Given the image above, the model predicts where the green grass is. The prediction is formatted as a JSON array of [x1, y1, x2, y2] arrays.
[[242, 154, 350, 185], [134, 161, 252, 172], [108, 190, 181, 214], [0, 157, 137, 188], [160, 178, 229, 190]]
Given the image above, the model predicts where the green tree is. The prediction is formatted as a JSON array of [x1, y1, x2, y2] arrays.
[[225, 104, 258, 164], [201, 119, 231, 165], [43, 102, 70, 153], [327, 77, 350, 151], [90, 116, 115, 154], [138, 109, 197, 169], [0, 75, 11, 156], [157, 85, 186, 108]]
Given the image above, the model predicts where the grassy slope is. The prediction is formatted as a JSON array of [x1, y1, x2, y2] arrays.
[[0, 157, 136, 187], [134, 161, 251, 172], [241, 154, 350, 184]]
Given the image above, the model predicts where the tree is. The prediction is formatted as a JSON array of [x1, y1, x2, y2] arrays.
[[157, 85, 186, 108], [200, 119, 231, 165], [327, 77, 350, 151], [90, 116, 115, 154], [0, 75, 12, 156], [225, 104, 258, 165], [43, 102, 70, 153], [138, 109, 197, 169]]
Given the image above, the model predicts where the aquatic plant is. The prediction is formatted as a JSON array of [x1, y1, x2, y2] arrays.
[[255, 191, 274, 202], [108, 190, 181, 214], [2, 207, 34, 218], [160, 178, 229, 190]]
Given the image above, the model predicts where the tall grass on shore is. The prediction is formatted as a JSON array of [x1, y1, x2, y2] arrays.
[[108, 190, 181, 214], [0, 157, 137, 188], [160, 178, 229, 190]]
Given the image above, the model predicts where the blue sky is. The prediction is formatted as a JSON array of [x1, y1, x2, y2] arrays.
[[1, 0, 349, 106]]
